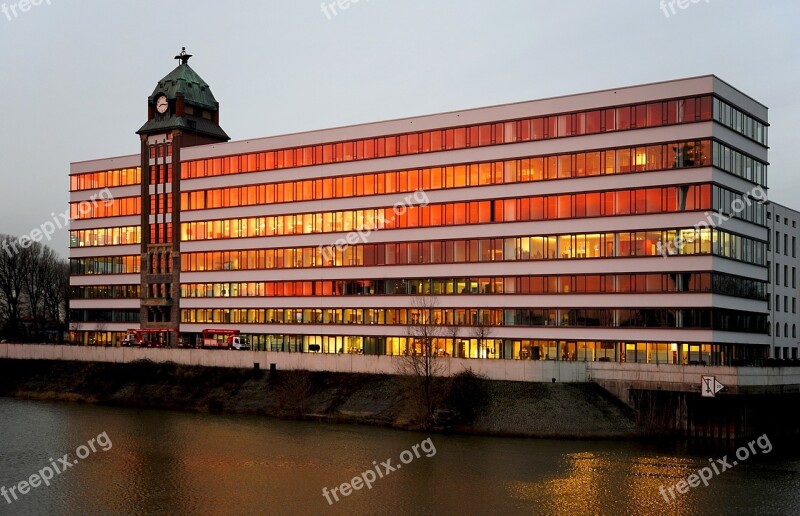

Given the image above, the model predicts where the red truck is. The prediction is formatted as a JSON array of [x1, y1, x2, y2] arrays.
[[122, 329, 177, 348]]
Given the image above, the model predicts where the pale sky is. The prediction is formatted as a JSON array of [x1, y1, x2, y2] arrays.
[[1, 0, 798, 256]]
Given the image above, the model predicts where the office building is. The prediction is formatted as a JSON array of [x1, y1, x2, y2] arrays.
[[69, 54, 772, 365], [766, 202, 800, 359]]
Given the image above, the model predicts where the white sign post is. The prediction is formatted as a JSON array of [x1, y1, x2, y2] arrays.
[[701, 376, 725, 397]]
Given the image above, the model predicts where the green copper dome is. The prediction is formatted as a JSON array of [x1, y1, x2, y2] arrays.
[[150, 62, 219, 110], [138, 49, 229, 142]]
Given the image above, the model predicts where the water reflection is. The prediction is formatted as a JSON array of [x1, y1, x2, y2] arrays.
[[505, 452, 674, 515], [0, 398, 798, 515]]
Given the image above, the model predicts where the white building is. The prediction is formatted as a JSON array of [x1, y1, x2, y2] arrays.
[[69, 58, 772, 365], [767, 202, 800, 359]]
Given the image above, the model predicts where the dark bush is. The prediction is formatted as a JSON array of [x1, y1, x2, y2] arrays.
[[443, 369, 489, 424], [275, 370, 315, 417]]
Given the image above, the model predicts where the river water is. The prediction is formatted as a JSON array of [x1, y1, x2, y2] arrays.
[[0, 398, 798, 515]]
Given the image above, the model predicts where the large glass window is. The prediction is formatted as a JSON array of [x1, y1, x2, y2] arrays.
[[180, 227, 765, 274], [181, 184, 713, 242], [70, 167, 141, 192], [713, 97, 768, 145], [178, 95, 714, 181], [176, 273, 748, 299]]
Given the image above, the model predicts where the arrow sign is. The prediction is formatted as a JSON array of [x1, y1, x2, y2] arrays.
[[701, 376, 726, 397], [713, 378, 725, 395]]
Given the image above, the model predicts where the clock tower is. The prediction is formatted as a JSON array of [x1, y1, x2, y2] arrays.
[[136, 49, 230, 343]]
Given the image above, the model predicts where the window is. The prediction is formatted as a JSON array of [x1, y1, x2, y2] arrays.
[[776, 231, 780, 254], [617, 107, 631, 130], [586, 111, 601, 133]]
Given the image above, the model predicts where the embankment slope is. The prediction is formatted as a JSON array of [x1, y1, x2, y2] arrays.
[[0, 359, 636, 438]]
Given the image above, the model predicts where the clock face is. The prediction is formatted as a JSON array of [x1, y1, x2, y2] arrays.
[[156, 96, 168, 114]]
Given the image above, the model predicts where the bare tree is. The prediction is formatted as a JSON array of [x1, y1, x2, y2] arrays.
[[23, 242, 58, 339], [94, 321, 108, 346], [397, 295, 447, 428], [447, 324, 460, 358], [471, 309, 496, 359], [69, 321, 83, 345], [0, 235, 33, 339], [43, 259, 70, 334]]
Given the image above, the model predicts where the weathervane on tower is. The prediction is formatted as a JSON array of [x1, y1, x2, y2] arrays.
[[174, 47, 192, 65]]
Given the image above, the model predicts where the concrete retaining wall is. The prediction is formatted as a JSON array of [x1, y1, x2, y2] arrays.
[[588, 361, 800, 398], [3, 344, 799, 390], [588, 362, 739, 393], [0, 344, 587, 383]]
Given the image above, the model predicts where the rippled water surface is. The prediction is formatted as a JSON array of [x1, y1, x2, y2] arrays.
[[1, 398, 798, 515]]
